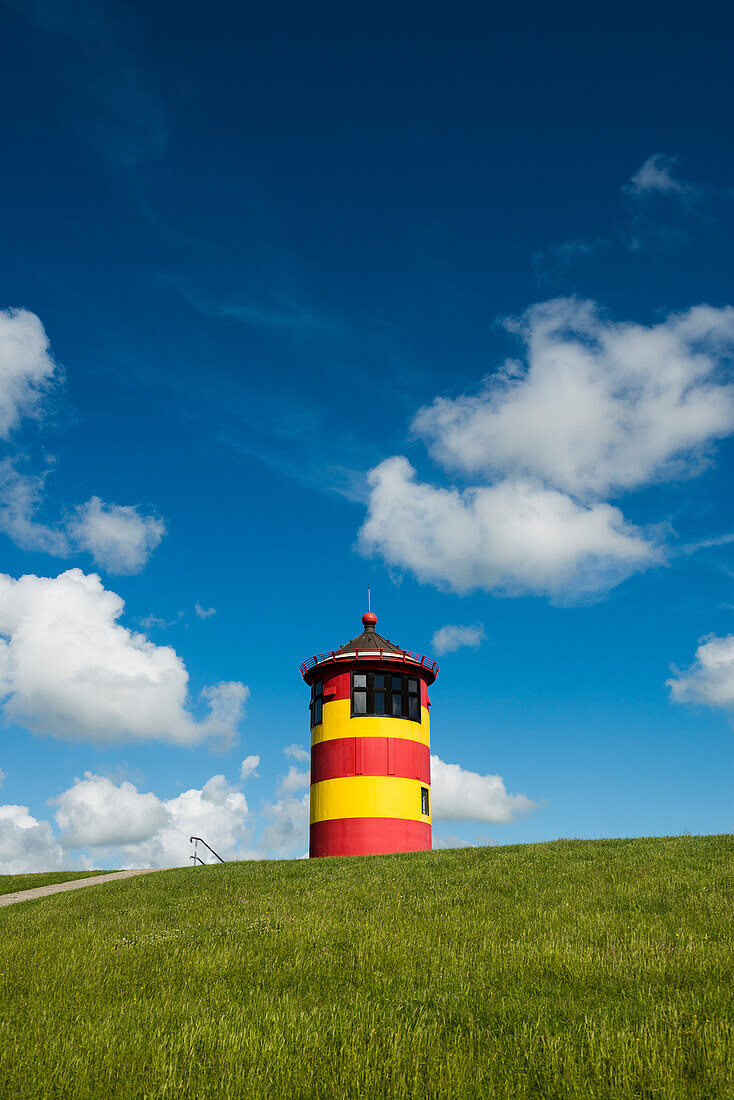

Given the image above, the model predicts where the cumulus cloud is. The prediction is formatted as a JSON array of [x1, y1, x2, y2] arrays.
[[0, 459, 70, 555], [0, 569, 248, 746], [0, 308, 60, 438], [240, 755, 260, 780], [55, 773, 168, 847], [283, 744, 310, 762], [667, 634, 734, 710], [430, 756, 537, 824], [625, 153, 694, 199], [278, 766, 310, 795], [413, 300, 734, 498], [358, 298, 734, 599], [259, 793, 309, 858], [432, 623, 486, 655], [54, 772, 254, 868], [0, 310, 166, 574], [0, 804, 65, 874], [359, 457, 659, 599], [67, 497, 166, 575]]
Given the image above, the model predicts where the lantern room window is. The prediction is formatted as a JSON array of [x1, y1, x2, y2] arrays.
[[351, 672, 421, 722], [310, 679, 323, 728]]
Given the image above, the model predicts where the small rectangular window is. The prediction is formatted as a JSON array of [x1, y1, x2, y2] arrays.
[[374, 674, 385, 690], [421, 787, 430, 815], [373, 692, 386, 715], [408, 679, 418, 692], [391, 675, 403, 690], [392, 694, 403, 717], [353, 690, 367, 714], [353, 673, 367, 688], [408, 695, 419, 720], [310, 680, 323, 729]]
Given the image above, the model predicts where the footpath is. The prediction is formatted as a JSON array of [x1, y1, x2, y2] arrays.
[[0, 868, 161, 907]]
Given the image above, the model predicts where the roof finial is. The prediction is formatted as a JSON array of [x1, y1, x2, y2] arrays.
[[362, 587, 377, 631]]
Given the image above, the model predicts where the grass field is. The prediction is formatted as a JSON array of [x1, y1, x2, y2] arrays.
[[0, 835, 731, 1098], [0, 869, 111, 896]]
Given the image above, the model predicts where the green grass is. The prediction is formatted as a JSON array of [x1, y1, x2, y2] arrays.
[[0, 836, 731, 1099], [0, 869, 112, 896]]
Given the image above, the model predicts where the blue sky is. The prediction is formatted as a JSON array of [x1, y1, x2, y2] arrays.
[[0, 0, 733, 870]]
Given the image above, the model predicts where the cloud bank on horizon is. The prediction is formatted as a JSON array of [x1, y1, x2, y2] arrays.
[[0, 748, 534, 872]]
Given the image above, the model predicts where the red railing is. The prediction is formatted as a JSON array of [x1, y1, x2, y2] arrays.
[[300, 649, 439, 678]]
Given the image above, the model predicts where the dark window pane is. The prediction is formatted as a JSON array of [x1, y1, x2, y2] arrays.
[[408, 696, 419, 720], [315, 680, 323, 698], [313, 700, 322, 725], [408, 679, 418, 692], [353, 690, 367, 714], [421, 787, 430, 815], [373, 692, 386, 715], [391, 675, 403, 691], [373, 674, 385, 690], [353, 673, 367, 688], [392, 694, 403, 717]]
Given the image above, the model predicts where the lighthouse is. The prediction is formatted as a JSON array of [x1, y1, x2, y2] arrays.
[[300, 605, 439, 858]]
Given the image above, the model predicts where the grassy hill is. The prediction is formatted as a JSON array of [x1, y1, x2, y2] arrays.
[[0, 835, 731, 1098]]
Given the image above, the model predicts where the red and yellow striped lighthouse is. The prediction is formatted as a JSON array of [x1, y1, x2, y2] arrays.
[[300, 606, 439, 858]]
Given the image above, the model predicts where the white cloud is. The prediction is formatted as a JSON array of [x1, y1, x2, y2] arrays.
[[0, 310, 165, 574], [667, 634, 734, 710], [283, 744, 310, 762], [0, 804, 65, 874], [68, 497, 166, 575], [432, 623, 485, 655], [54, 772, 255, 869], [626, 153, 693, 198], [195, 603, 216, 619], [0, 569, 248, 746], [278, 766, 309, 795], [412, 299, 734, 498], [259, 793, 309, 857], [359, 457, 659, 599], [55, 773, 168, 847], [240, 755, 260, 780], [0, 308, 60, 438], [430, 756, 537, 824], [0, 459, 70, 555]]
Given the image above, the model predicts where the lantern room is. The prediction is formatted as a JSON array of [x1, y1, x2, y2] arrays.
[[300, 607, 439, 858]]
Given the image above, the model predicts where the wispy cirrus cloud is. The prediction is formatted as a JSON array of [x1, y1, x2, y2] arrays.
[[1, 0, 167, 166]]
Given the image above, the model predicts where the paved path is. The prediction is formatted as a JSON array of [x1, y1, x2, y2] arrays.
[[0, 868, 161, 908]]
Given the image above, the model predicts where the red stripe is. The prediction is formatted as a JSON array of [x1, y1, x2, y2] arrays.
[[310, 738, 430, 783], [319, 668, 431, 707], [310, 817, 431, 857]]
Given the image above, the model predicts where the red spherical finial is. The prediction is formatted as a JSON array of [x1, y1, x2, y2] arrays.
[[362, 611, 377, 630]]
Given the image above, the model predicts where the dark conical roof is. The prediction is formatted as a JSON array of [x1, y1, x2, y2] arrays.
[[299, 608, 439, 684], [333, 611, 404, 657]]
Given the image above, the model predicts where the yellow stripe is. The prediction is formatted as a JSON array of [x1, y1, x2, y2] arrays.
[[310, 775, 431, 824], [311, 698, 430, 747]]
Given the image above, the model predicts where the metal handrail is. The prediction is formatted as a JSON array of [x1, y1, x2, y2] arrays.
[[190, 854, 206, 866], [300, 649, 439, 678], [189, 836, 225, 864]]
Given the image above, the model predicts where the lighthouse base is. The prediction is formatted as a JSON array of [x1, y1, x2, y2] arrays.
[[309, 817, 431, 858]]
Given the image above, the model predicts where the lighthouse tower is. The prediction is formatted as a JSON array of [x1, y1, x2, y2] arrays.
[[300, 606, 439, 858]]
